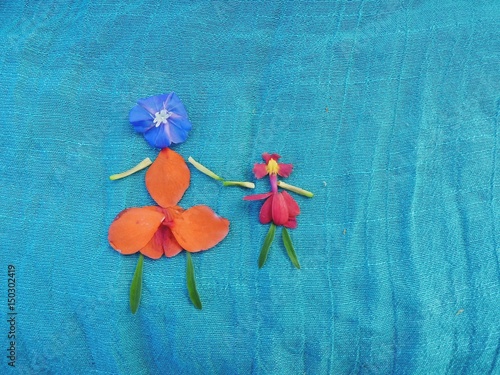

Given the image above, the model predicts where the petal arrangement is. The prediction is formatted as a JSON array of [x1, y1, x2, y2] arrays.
[[110, 93, 231, 312], [244, 153, 313, 268], [109, 92, 313, 313]]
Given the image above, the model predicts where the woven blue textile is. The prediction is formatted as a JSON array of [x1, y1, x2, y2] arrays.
[[1, 1, 499, 374]]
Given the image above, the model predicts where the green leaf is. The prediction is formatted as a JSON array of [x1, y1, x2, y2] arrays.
[[186, 252, 202, 310], [258, 223, 276, 268], [129, 254, 144, 314], [282, 228, 301, 269]]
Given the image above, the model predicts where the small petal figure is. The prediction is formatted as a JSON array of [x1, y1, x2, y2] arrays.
[[129, 92, 192, 148], [245, 153, 310, 269], [245, 153, 300, 228]]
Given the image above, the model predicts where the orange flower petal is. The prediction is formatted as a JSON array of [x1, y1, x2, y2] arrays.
[[139, 228, 165, 259], [108, 207, 165, 255], [171, 205, 230, 252], [139, 225, 183, 259], [146, 148, 190, 208], [162, 227, 184, 257]]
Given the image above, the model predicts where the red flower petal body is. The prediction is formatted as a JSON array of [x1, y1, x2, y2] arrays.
[[259, 195, 273, 224], [271, 192, 289, 226], [282, 191, 300, 217], [257, 191, 301, 228]]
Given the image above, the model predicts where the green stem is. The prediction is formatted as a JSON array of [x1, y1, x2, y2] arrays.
[[187, 156, 224, 181], [110, 158, 152, 180], [258, 223, 276, 268], [188, 157, 254, 189], [277, 180, 314, 198], [282, 228, 301, 269], [222, 181, 255, 188], [129, 254, 144, 314], [186, 252, 202, 309]]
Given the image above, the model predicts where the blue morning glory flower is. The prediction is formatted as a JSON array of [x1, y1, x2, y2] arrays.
[[129, 92, 192, 148]]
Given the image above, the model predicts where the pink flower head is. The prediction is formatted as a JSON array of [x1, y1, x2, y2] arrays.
[[244, 191, 300, 228], [253, 153, 293, 193], [253, 153, 293, 179]]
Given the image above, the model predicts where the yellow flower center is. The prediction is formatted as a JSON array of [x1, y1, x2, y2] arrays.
[[266, 159, 280, 175]]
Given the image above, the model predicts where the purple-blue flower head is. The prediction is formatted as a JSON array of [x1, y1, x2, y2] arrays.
[[129, 92, 192, 148]]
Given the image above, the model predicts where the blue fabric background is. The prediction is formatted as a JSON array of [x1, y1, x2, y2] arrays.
[[1, 1, 499, 374]]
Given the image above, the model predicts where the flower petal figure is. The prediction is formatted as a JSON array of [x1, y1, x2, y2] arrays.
[[129, 92, 192, 148], [245, 152, 311, 269], [108, 149, 229, 259]]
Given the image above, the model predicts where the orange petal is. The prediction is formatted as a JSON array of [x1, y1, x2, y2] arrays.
[[139, 228, 165, 259], [171, 205, 230, 252], [162, 227, 184, 257], [146, 148, 190, 208], [139, 225, 183, 259], [108, 207, 164, 255]]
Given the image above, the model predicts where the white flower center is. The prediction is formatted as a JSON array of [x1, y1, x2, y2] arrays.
[[153, 109, 172, 127]]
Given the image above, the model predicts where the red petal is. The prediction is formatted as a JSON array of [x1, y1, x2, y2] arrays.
[[269, 153, 281, 161], [262, 153, 272, 163], [146, 148, 190, 208], [282, 191, 300, 217], [262, 153, 280, 163], [243, 192, 273, 201], [277, 163, 293, 177], [271, 192, 289, 226], [171, 205, 230, 252], [284, 217, 298, 229], [259, 195, 273, 224], [108, 207, 164, 255], [253, 163, 268, 179]]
